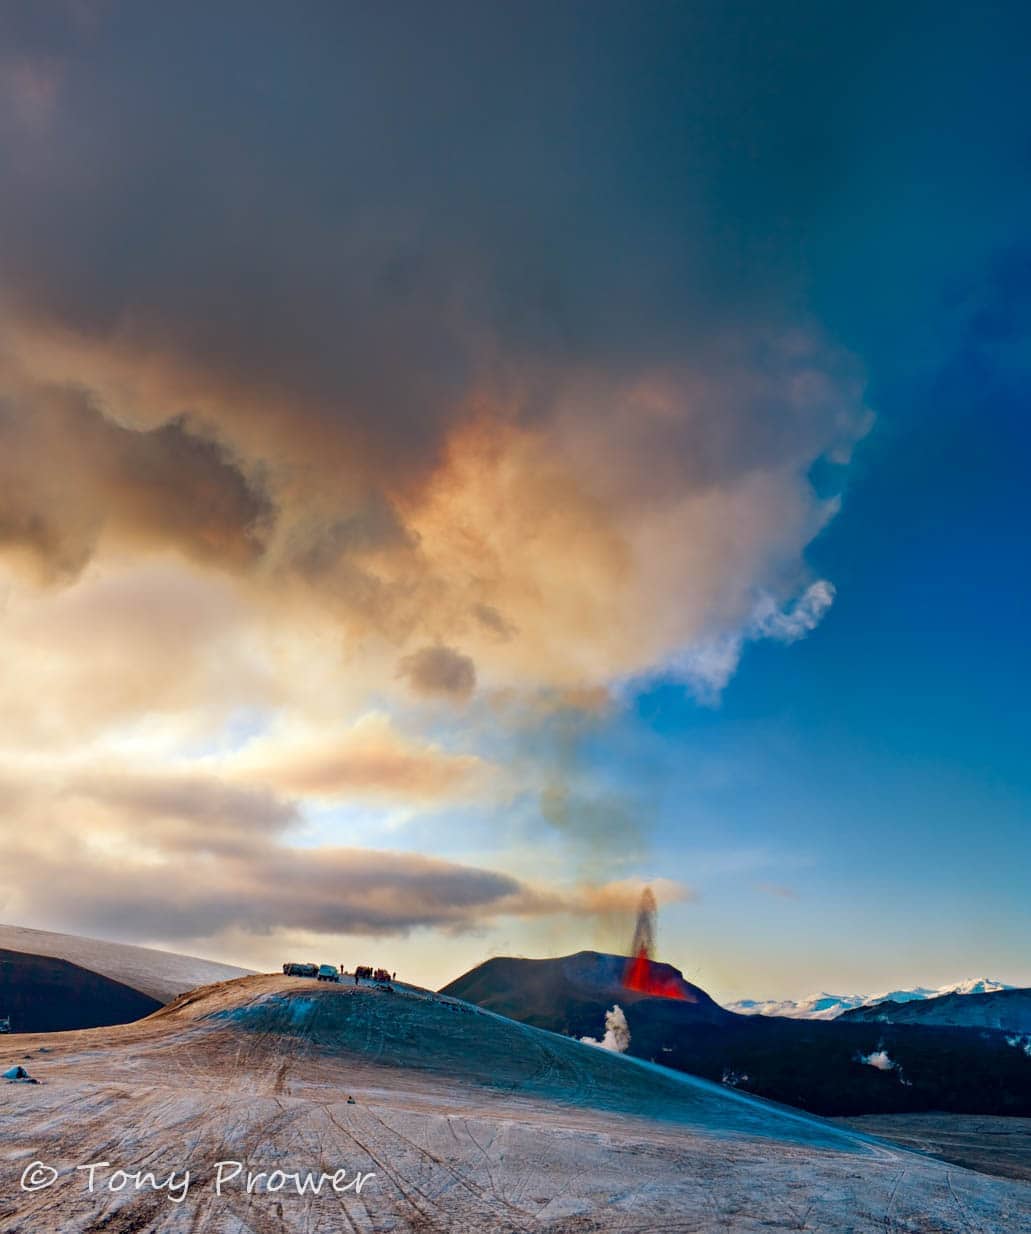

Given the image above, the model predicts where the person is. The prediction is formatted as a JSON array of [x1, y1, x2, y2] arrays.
[[391, 971, 396, 981]]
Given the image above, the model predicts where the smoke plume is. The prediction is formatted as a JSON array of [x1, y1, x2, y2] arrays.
[[580, 1004, 630, 1054]]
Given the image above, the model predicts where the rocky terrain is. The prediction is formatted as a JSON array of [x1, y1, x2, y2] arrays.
[[835, 1113, 1031, 1184]]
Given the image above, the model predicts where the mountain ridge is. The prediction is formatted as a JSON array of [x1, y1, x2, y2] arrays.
[[725, 977, 1015, 1020]]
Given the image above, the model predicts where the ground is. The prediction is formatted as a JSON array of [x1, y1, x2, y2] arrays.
[[836, 1114, 1031, 1184], [0, 974, 1028, 1233]]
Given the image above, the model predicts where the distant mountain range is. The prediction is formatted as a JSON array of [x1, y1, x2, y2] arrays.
[[840, 987, 1031, 1033], [725, 978, 1014, 1020]]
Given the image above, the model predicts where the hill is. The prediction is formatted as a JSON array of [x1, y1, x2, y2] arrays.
[[840, 986, 1031, 1032], [0, 949, 161, 1032], [0, 922, 252, 1004], [2, 972, 1029, 1232], [443, 952, 1031, 1118]]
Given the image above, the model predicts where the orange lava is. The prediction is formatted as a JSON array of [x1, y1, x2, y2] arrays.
[[622, 949, 687, 1000]]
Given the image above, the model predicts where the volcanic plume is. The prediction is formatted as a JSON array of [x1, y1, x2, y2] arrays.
[[622, 887, 687, 999]]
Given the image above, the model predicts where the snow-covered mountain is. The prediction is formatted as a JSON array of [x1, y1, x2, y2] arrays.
[[0, 922, 253, 1004], [727, 993, 866, 1020], [725, 978, 1014, 1020], [841, 987, 1031, 1032]]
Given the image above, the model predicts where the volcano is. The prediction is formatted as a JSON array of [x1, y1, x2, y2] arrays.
[[441, 950, 733, 1030]]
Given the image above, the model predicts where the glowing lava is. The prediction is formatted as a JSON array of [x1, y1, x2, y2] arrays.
[[622, 887, 687, 1000]]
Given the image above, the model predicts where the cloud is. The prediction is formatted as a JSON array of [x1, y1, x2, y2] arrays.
[[670, 579, 838, 701], [0, 379, 271, 584], [0, 560, 273, 749], [0, 5, 877, 958], [0, 760, 685, 944], [0, 6, 870, 703], [752, 580, 837, 644], [0, 841, 535, 941], [67, 770, 301, 856], [398, 644, 477, 700], [226, 713, 489, 803]]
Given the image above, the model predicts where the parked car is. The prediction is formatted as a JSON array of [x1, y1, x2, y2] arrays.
[[373, 968, 391, 983], [355, 965, 374, 981], [317, 964, 339, 982], [283, 962, 318, 978]]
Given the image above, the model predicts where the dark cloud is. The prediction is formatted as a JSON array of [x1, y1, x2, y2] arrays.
[[70, 771, 300, 855], [472, 603, 516, 641], [0, 383, 271, 581], [0, 2, 880, 470], [0, 762, 687, 942], [0, 764, 527, 935], [398, 645, 477, 700], [4, 841, 539, 940], [0, 1, 883, 672]]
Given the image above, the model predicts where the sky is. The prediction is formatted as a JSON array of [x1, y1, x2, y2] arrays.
[[0, 1, 1028, 1000]]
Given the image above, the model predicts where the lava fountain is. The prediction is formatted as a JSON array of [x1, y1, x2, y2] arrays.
[[622, 887, 687, 999]]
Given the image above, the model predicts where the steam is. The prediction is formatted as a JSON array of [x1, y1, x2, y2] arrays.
[[858, 1049, 895, 1071], [1006, 1035, 1031, 1057], [857, 1047, 911, 1085], [581, 1004, 630, 1053]]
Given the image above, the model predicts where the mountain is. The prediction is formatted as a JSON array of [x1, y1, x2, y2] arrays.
[[0, 948, 161, 1032], [0, 922, 252, 1005], [443, 953, 1031, 1118], [726, 992, 868, 1019], [3, 971, 1028, 1232], [726, 978, 1015, 1020], [442, 950, 734, 1031], [840, 987, 1031, 1033]]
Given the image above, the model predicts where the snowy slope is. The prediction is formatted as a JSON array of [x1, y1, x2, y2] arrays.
[[2, 973, 1029, 1232], [0, 922, 252, 1004], [726, 977, 1015, 1020]]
